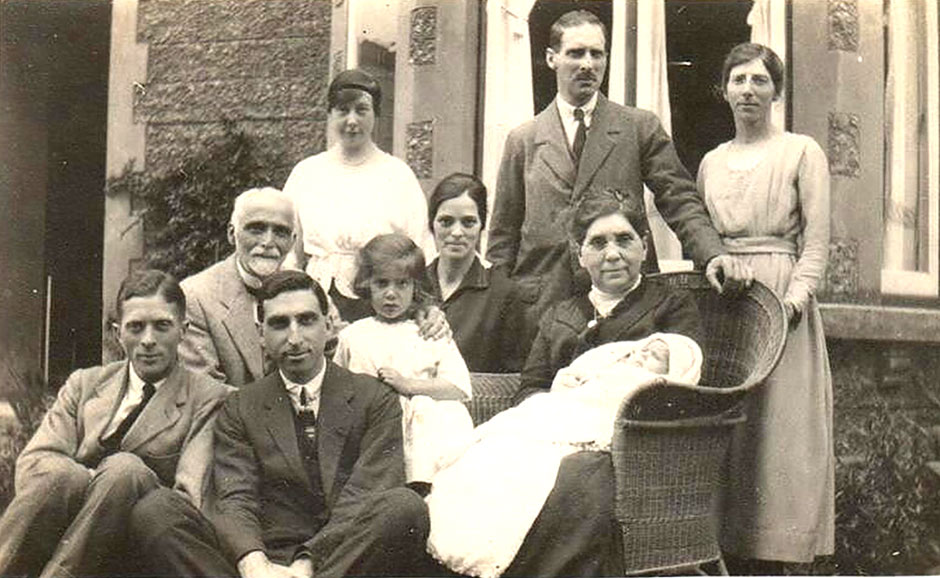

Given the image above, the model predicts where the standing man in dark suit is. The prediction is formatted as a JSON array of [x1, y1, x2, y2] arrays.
[[487, 10, 751, 328], [180, 187, 298, 387], [131, 270, 429, 577], [0, 270, 231, 578]]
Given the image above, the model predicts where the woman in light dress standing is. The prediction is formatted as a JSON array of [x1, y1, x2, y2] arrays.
[[697, 42, 834, 572], [283, 69, 432, 322]]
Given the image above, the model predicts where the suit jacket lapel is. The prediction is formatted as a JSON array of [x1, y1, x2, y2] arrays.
[[123, 365, 185, 451], [79, 365, 128, 458], [606, 281, 661, 339], [574, 94, 622, 199], [219, 256, 264, 381], [262, 374, 313, 494], [533, 101, 577, 192], [316, 363, 353, 502]]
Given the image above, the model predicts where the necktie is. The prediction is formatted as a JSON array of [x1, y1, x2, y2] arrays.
[[298, 388, 317, 441], [105, 382, 156, 447], [245, 283, 263, 301], [573, 107, 587, 165]]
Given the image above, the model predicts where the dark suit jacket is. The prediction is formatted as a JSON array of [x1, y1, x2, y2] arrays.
[[15, 362, 231, 509], [210, 362, 405, 566], [180, 254, 264, 387], [487, 95, 725, 316], [517, 277, 703, 401]]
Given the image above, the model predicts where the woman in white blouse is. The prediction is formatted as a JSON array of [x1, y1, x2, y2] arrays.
[[284, 69, 433, 322]]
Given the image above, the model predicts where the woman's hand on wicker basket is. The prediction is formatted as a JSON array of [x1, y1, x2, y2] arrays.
[[783, 298, 803, 327]]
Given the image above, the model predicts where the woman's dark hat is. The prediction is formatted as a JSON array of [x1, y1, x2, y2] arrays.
[[329, 69, 382, 110]]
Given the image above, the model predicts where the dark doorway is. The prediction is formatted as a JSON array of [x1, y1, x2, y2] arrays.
[[665, 0, 753, 178], [528, 0, 612, 115], [0, 0, 111, 386]]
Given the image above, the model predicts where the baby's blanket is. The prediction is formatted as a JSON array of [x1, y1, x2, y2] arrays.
[[426, 333, 703, 578]]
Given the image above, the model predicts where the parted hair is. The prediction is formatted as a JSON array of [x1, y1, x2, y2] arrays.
[[549, 9, 607, 51], [257, 269, 329, 319], [353, 233, 433, 314], [721, 42, 785, 99], [427, 172, 488, 230], [116, 269, 186, 320], [567, 186, 649, 246]]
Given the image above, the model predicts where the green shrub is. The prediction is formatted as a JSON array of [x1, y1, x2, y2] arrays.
[[824, 400, 940, 575], [0, 358, 55, 512], [106, 123, 280, 282]]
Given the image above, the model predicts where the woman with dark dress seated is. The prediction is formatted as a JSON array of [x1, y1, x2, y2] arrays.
[[515, 187, 703, 402], [425, 173, 525, 373], [426, 187, 703, 578]]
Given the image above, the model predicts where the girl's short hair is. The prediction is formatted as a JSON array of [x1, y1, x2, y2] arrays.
[[567, 186, 649, 246], [721, 42, 785, 99], [427, 172, 488, 230], [354, 233, 434, 313]]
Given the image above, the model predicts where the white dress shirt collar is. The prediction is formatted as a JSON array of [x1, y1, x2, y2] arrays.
[[556, 92, 599, 150], [129, 363, 167, 391], [281, 362, 326, 416], [102, 364, 167, 439]]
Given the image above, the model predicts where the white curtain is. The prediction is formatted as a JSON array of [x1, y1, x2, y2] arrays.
[[747, 0, 787, 130], [607, 0, 627, 105], [636, 0, 688, 269], [481, 0, 537, 254]]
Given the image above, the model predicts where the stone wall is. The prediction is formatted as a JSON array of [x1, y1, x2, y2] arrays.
[[102, 0, 332, 357], [135, 0, 331, 180]]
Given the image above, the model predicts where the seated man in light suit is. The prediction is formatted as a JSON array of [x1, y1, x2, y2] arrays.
[[130, 270, 429, 577], [0, 269, 231, 578], [180, 187, 297, 387]]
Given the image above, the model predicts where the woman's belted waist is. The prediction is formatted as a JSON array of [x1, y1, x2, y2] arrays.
[[721, 236, 797, 255]]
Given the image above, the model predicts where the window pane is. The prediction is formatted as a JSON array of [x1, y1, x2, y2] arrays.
[[665, 0, 752, 177], [351, 0, 399, 153], [884, 0, 933, 273]]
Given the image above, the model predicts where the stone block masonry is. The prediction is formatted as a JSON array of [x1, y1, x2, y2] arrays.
[[135, 0, 331, 174]]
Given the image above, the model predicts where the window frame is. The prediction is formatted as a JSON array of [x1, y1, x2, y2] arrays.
[[881, 0, 940, 297]]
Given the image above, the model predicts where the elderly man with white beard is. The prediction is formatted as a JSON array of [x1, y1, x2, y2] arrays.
[[179, 187, 298, 387]]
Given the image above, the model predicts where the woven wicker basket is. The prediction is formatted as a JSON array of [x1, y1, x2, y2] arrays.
[[464, 372, 520, 426], [613, 271, 787, 574], [462, 272, 787, 575]]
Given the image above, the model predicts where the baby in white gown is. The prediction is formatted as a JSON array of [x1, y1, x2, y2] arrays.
[[426, 333, 702, 578]]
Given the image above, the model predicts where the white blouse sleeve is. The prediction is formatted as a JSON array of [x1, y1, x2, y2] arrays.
[[333, 328, 353, 369], [784, 137, 830, 312]]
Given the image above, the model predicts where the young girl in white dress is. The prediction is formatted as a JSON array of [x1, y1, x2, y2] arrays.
[[334, 233, 473, 488]]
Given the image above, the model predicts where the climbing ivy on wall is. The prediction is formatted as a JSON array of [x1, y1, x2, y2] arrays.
[[106, 123, 281, 282]]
